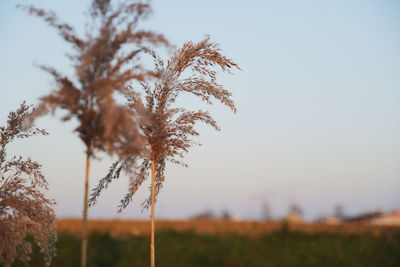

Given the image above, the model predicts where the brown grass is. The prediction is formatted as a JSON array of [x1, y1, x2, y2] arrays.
[[56, 219, 400, 238]]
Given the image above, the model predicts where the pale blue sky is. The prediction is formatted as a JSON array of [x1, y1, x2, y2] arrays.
[[1, 0, 399, 220]]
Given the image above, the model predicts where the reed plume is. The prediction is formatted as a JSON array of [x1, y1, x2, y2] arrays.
[[21, 1, 167, 265], [90, 37, 239, 267], [0, 102, 56, 267]]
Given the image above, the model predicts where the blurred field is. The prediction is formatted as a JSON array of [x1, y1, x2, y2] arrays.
[[57, 218, 400, 237], [10, 219, 400, 266]]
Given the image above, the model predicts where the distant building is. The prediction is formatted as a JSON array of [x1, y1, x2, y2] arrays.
[[285, 212, 303, 223], [232, 214, 243, 222], [344, 211, 383, 224], [324, 216, 341, 225], [371, 211, 400, 226]]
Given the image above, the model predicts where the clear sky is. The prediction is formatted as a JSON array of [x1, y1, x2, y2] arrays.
[[1, 0, 399, 221]]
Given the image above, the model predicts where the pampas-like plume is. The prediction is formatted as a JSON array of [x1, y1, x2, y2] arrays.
[[0, 102, 56, 267], [21, 1, 168, 266], [90, 37, 239, 267]]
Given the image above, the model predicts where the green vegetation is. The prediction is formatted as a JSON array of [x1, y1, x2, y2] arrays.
[[13, 230, 400, 267]]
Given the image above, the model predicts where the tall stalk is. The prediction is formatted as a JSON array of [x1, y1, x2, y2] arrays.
[[22, 2, 167, 264], [81, 153, 90, 267], [89, 38, 238, 267], [150, 159, 156, 267]]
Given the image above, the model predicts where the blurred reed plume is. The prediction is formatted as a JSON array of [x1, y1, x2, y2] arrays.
[[90, 37, 240, 267], [0, 102, 56, 267], [21, 0, 168, 266]]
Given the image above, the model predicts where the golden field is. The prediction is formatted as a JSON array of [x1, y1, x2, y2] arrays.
[[57, 219, 400, 238]]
